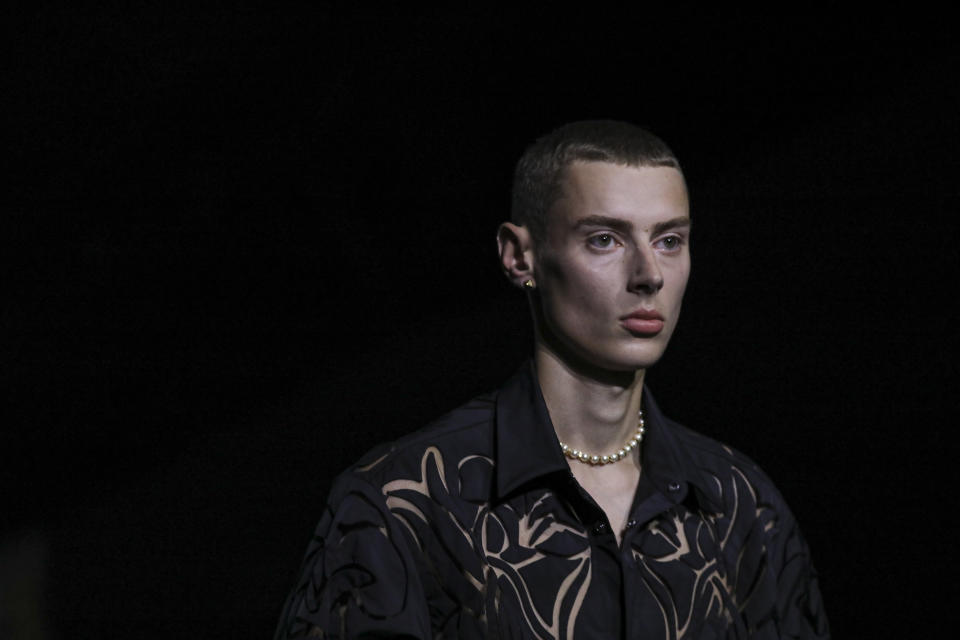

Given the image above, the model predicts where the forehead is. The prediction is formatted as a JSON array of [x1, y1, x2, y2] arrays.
[[551, 161, 689, 225]]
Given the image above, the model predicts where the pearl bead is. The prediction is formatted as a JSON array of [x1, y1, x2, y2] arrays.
[[557, 409, 645, 466]]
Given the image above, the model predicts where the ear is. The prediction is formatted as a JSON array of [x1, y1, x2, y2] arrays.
[[496, 222, 536, 289]]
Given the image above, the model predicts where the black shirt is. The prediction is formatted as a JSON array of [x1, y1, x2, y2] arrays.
[[275, 363, 829, 639]]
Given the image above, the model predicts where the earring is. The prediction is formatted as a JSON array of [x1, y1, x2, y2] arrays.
[[523, 279, 535, 289]]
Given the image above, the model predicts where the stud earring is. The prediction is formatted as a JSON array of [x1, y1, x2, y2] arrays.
[[523, 279, 535, 289]]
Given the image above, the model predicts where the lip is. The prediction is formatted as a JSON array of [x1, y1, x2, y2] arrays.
[[620, 309, 664, 335]]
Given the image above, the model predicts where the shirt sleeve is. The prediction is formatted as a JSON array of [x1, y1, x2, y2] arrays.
[[273, 472, 432, 639], [770, 518, 830, 639], [740, 488, 830, 639]]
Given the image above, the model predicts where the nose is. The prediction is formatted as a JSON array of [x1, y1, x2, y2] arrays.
[[627, 245, 664, 294]]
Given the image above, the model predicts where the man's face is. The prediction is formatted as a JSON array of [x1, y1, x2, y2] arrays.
[[533, 161, 691, 372]]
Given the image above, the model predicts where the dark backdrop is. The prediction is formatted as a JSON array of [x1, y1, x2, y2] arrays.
[[5, 6, 958, 639]]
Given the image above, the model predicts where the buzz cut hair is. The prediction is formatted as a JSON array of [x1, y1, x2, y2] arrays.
[[511, 120, 682, 243]]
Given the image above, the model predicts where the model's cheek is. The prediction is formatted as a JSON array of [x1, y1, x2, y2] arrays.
[[544, 264, 594, 310], [541, 287, 590, 342], [664, 264, 691, 307], [671, 258, 692, 290]]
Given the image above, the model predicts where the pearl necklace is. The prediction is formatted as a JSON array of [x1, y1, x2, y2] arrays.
[[559, 410, 645, 465]]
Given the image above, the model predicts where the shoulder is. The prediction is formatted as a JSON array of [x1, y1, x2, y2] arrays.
[[661, 423, 830, 636], [665, 416, 796, 522], [670, 417, 769, 477], [330, 390, 499, 497]]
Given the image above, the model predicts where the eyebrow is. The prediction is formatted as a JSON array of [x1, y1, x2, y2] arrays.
[[572, 215, 692, 236]]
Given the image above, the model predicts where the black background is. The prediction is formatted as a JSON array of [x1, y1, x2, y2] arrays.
[[5, 6, 958, 639]]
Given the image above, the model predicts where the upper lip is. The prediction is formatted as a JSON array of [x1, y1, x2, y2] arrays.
[[622, 309, 664, 320]]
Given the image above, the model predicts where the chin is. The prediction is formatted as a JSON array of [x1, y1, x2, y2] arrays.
[[607, 354, 665, 372], [606, 341, 670, 372], [576, 342, 669, 375], [539, 322, 671, 375]]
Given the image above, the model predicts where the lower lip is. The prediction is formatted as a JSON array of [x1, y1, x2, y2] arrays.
[[622, 318, 664, 335]]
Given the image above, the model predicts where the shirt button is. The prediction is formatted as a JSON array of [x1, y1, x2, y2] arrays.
[[592, 522, 608, 535], [625, 519, 638, 529], [667, 482, 681, 492]]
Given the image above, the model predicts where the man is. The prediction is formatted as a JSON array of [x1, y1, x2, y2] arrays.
[[275, 121, 829, 638]]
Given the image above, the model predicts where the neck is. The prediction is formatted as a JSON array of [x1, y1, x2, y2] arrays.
[[534, 342, 646, 457]]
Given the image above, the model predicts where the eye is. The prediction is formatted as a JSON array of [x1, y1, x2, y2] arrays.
[[587, 233, 617, 249], [655, 235, 684, 252]]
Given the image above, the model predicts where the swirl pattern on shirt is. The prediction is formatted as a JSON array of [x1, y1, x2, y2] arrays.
[[626, 463, 780, 639], [273, 370, 829, 639], [383, 446, 592, 640]]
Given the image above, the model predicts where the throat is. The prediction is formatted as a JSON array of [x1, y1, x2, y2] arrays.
[[534, 346, 647, 458]]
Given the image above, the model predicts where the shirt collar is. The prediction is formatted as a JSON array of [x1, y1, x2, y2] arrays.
[[494, 360, 722, 513], [494, 361, 569, 499], [637, 390, 724, 513]]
